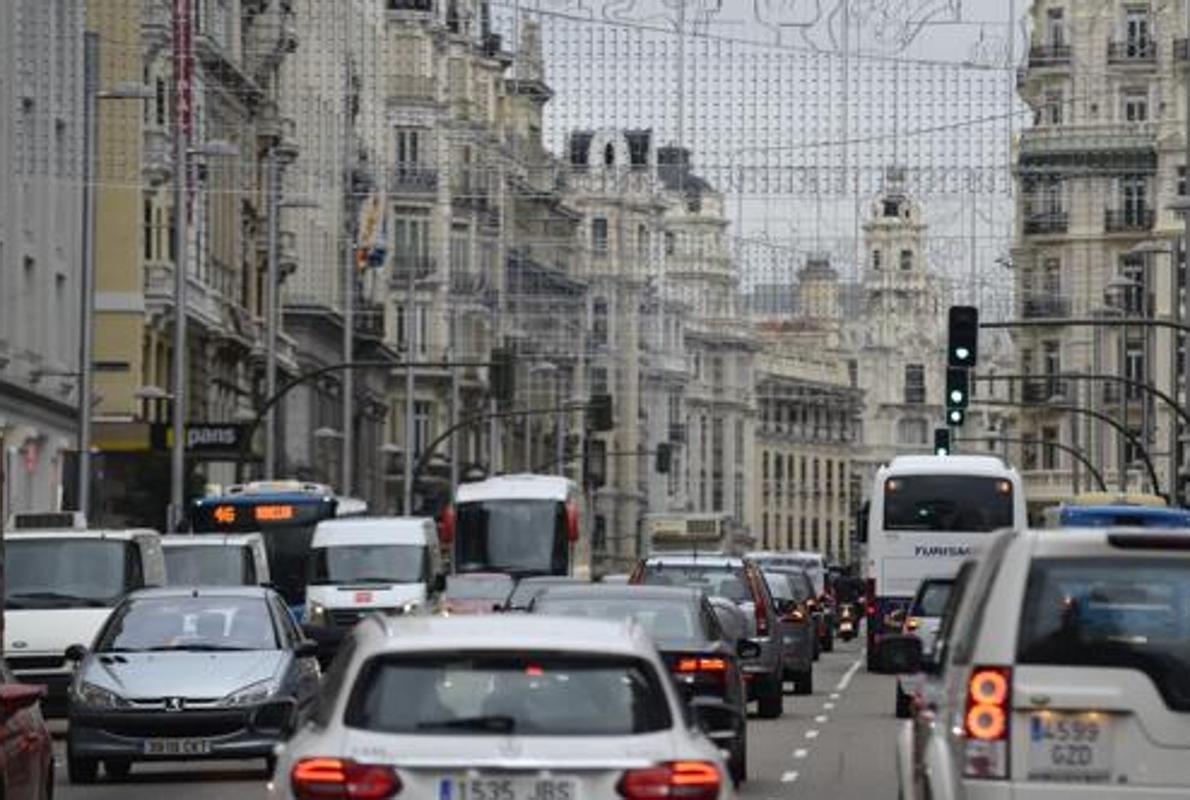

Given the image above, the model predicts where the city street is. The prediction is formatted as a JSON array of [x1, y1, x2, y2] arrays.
[[54, 640, 899, 800]]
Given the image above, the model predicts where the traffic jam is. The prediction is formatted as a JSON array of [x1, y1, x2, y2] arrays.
[[1, 467, 1189, 799]]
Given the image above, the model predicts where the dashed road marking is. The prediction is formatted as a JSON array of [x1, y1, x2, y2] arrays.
[[781, 770, 800, 783], [793, 748, 809, 759], [829, 692, 840, 700], [805, 729, 820, 740], [814, 714, 829, 723], [835, 656, 863, 692], [823, 701, 835, 710]]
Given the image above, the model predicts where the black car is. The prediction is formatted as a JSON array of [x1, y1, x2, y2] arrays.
[[529, 583, 753, 785], [65, 586, 321, 783]]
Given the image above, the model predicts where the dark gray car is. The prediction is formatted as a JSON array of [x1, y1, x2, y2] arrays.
[[763, 571, 815, 695], [65, 586, 320, 784]]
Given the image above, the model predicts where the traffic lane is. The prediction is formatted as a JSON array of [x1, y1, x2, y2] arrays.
[[743, 639, 899, 798], [53, 743, 268, 800]]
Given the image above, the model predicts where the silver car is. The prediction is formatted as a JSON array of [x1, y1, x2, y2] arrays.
[[66, 587, 321, 783], [270, 615, 733, 800]]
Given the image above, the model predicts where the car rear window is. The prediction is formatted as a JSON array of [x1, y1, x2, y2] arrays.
[[912, 581, 953, 617], [535, 596, 702, 641], [1017, 558, 1190, 712], [346, 652, 672, 736], [639, 565, 751, 603]]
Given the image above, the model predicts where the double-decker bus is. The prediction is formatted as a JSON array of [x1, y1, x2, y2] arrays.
[[189, 480, 365, 618], [440, 474, 588, 580], [863, 455, 1026, 671]]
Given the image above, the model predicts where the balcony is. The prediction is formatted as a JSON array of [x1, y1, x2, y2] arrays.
[[389, 256, 436, 287], [1023, 213, 1069, 235], [387, 0, 433, 10], [1028, 44, 1072, 67], [1108, 39, 1157, 64], [1104, 208, 1154, 233], [1021, 295, 1071, 319], [1023, 378, 1069, 404], [389, 165, 438, 195], [386, 74, 436, 104], [449, 270, 486, 295]]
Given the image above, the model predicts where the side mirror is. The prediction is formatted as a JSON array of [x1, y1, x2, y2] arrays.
[[65, 644, 88, 663], [688, 696, 741, 744], [0, 684, 46, 717], [880, 634, 924, 675], [295, 639, 319, 659], [736, 639, 761, 660]]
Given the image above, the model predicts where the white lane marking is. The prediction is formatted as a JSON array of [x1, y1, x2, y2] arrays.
[[805, 729, 820, 740], [823, 701, 835, 710], [814, 714, 829, 723], [793, 748, 809, 759], [835, 656, 863, 692], [781, 770, 800, 783]]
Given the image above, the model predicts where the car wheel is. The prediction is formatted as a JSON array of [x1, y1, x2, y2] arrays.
[[794, 669, 813, 696], [266, 754, 278, 776], [822, 632, 835, 653], [895, 684, 913, 718], [730, 740, 747, 786], [67, 752, 99, 785], [757, 674, 783, 719], [104, 759, 132, 781]]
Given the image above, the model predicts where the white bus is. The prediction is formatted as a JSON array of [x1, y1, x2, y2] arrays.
[[863, 455, 1026, 670]]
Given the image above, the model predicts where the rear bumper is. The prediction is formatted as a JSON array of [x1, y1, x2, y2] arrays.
[[962, 783, 1190, 800]]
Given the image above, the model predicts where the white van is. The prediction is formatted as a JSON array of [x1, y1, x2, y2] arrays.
[[2, 514, 166, 714], [304, 517, 443, 630], [161, 533, 271, 586]]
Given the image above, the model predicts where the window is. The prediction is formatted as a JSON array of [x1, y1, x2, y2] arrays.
[[1044, 90, 1063, 125], [899, 249, 913, 271], [1046, 8, 1065, 47], [883, 198, 902, 218], [1123, 88, 1148, 122], [1179, 165, 1187, 197], [904, 363, 925, 404], [591, 217, 609, 254], [144, 199, 154, 260], [847, 359, 858, 387], [871, 248, 882, 270], [1041, 426, 1060, 470], [413, 401, 433, 455], [637, 224, 649, 260], [395, 128, 422, 166], [1124, 8, 1151, 54], [1125, 342, 1145, 400]]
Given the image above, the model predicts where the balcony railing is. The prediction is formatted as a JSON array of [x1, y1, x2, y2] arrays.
[[389, 256, 436, 286], [1021, 295, 1071, 319], [1023, 213, 1068, 235], [1104, 208, 1154, 232], [1108, 39, 1157, 64], [389, 165, 438, 194], [1029, 44, 1072, 67], [1023, 378, 1069, 403]]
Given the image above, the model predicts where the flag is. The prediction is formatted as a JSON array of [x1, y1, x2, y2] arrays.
[[355, 191, 388, 273]]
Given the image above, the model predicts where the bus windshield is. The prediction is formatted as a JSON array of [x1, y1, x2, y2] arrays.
[[884, 475, 1014, 533], [455, 499, 568, 576]]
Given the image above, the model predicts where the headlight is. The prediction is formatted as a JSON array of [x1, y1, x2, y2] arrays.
[[222, 678, 278, 707], [74, 681, 129, 710], [306, 602, 327, 627]]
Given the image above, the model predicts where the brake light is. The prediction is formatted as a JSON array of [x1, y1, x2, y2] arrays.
[[438, 505, 456, 545], [675, 657, 727, 673], [865, 578, 877, 618], [753, 583, 770, 637], [963, 667, 1012, 780], [291, 759, 401, 800], [905, 617, 920, 632], [565, 500, 580, 542], [617, 761, 721, 800]]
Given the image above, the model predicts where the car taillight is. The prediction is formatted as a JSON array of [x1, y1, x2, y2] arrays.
[[617, 761, 721, 800], [865, 578, 877, 617], [963, 667, 1011, 780], [438, 505, 456, 545], [291, 758, 401, 800], [676, 657, 727, 673], [904, 617, 920, 632], [754, 594, 770, 637]]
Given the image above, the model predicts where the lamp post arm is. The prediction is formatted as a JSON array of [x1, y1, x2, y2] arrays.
[[953, 436, 1108, 492]]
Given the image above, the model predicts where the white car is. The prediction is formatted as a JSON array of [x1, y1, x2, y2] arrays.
[[893, 527, 1190, 799], [895, 576, 957, 718], [270, 615, 732, 800]]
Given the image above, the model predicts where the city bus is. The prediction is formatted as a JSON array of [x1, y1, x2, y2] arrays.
[[439, 474, 589, 580], [1042, 492, 1190, 528], [189, 480, 366, 618], [863, 455, 1026, 671]]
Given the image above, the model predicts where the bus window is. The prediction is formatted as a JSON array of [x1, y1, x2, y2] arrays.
[[883, 475, 1014, 533]]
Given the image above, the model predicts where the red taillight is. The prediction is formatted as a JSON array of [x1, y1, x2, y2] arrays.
[[617, 761, 721, 800], [438, 505, 456, 545], [291, 758, 401, 800], [565, 500, 580, 542], [963, 666, 1012, 780], [865, 578, 877, 618], [675, 657, 727, 673]]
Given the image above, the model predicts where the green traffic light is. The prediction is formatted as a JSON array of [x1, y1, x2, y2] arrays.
[[954, 346, 971, 362], [950, 389, 964, 404]]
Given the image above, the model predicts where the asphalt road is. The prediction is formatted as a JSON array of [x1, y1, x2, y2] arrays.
[[55, 639, 898, 800]]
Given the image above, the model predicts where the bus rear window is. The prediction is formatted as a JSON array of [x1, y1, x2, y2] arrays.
[[884, 475, 1014, 533]]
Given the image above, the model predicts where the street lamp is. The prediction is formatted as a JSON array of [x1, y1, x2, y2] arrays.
[[80, 34, 153, 518]]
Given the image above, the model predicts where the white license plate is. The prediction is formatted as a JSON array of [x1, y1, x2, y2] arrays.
[[443, 776, 577, 800], [142, 738, 212, 756], [1028, 712, 1113, 782]]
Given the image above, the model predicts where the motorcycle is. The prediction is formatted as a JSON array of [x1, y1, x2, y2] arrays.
[[837, 603, 857, 641]]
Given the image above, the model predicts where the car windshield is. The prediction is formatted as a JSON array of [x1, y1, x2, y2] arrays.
[[164, 545, 253, 586], [346, 652, 672, 736], [884, 475, 1015, 532], [455, 500, 567, 576], [912, 581, 953, 617], [639, 564, 751, 603], [445, 575, 514, 601], [535, 596, 702, 641], [5, 539, 141, 609], [1017, 558, 1190, 712], [97, 595, 278, 653], [310, 544, 426, 585]]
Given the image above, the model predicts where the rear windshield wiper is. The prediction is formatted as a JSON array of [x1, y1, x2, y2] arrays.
[[144, 644, 258, 652], [416, 715, 516, 733]]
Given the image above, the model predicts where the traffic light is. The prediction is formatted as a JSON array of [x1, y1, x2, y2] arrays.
[[655, 443, 672, 474], [933, 428, 951, 457], [489, 347, 515, 407], [946, 367, 970, 410], [947, 306, 979, 368], [946, 408, 966, 427], [588, 393, 614, 432]]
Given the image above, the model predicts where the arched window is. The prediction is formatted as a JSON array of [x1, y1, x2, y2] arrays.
[[604, 142, 615, 166]]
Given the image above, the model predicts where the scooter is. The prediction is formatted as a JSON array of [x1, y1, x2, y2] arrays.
[[837, 603, 857, 641]]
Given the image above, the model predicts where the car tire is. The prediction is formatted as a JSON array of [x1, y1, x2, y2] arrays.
[[266, 754, 278, 776], [757, 674, 783, 719], [822, 632, 835, 653], [793, 669, 813, 696], [104, 759, 132, 781], [895, 684, 913, 718], [730, 740, 747, 786], [67, 752, 98, 785]]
